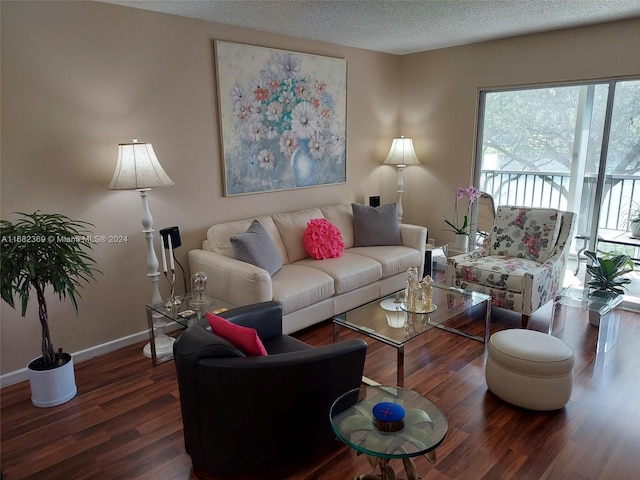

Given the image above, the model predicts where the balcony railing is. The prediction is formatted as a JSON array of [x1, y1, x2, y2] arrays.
[[479, 170, 639, 232]]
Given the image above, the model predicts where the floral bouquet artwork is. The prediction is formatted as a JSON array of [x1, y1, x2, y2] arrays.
[[215, 41, 347, 195], [443, 186, 481, 238]]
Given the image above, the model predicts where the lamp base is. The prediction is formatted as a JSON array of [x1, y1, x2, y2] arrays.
[[142, 334, 176, 360]]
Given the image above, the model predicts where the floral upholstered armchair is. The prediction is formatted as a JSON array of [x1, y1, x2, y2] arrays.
[[446, 206, 576, 328]]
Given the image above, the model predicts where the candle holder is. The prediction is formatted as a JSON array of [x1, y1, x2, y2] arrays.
[[164, 270, 182, 308]]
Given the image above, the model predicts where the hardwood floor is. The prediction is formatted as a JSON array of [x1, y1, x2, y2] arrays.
[[2, 297, 640, 479]]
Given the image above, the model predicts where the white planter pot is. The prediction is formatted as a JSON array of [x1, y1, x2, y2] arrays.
[[588, 309, 601, 327], [28, 353, 77, 408], [630, 221, 640, 238], [453, 234, 469, 253], [587, 292, 623, 328]]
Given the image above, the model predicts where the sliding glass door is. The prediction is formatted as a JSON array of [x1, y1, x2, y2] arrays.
[[474, 79, 640, 305]]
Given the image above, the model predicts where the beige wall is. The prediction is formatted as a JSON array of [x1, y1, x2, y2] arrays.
[[0, 1, 401, 376], [1, 0, 639, 378], [400, 18, 640, 240]]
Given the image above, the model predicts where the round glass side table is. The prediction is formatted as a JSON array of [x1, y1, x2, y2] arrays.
[[330, 385, 447, 480]]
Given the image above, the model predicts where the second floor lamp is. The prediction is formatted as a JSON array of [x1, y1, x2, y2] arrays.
[[384, 136, 420, 223]]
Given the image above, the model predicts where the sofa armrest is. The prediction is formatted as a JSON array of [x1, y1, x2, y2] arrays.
[[522, 244, 570, 315], [399, 223, 428, 274], [173, 323, 244, 460], [521, 210, 576, 315], [188, 249, 273, 307], [399, 223, 428, 251]]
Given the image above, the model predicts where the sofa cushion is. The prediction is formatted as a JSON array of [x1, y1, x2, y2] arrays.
[[271, 264, 335, 315], [321, 205, 355, 249], [452, 255, 541, 293], [490, 207, 560, 262], [297, 252, 382, 294], [206, 312, 268, 357], [230, 220, 282, 275], [352, 203, 402, 247], [348, 245, 421, 279], [303, 218, 345, 260], [273, 208, 324, 263]]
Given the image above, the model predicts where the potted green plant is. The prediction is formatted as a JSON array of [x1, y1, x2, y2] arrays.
[[1, 211, 100, 407], [584, 250, 634, 326]]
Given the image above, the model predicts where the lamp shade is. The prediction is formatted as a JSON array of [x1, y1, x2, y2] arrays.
[[108, 140, 174, 190], [383, 136, 420, 167]]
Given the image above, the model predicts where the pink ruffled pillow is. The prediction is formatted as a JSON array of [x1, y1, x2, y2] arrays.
[[303, 218, 345, 260]]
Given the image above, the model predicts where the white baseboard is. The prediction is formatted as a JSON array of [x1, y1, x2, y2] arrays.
[[0, 322, 184, 388]]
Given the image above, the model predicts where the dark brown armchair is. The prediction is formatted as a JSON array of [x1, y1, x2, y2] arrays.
[[173, 301, 367, 479]]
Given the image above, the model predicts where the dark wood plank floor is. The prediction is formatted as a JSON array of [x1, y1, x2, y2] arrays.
[[2, 295, 640, 479]]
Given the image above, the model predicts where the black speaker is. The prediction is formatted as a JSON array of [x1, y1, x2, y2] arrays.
[[369, 196, 381, 208], [160, 226, 181, 249]]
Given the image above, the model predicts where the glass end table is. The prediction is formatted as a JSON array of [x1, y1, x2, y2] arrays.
[[145, 293, 235, 365], [552, 286, 622, 353], [330, 385, 447, 480]]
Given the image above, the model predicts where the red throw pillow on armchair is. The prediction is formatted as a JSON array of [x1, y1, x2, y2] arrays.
[[303, 218, 345, 260], [206, 312, 268, 356]]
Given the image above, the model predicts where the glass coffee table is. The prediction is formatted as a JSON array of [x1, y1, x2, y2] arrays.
[[333, 283, 491, 386], [145, 293, 235, 366], [330, 385, 448, 480]]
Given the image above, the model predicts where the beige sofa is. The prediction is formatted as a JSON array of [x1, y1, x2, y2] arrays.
[[188, 205, 427, 334]]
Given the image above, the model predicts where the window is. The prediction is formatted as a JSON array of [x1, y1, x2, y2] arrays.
[[476, 80, 639, 229], [474, 79, 640, 299]]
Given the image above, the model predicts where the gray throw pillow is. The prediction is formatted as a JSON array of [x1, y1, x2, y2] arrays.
[[230, 220, 282, 276], [352, 203, 402, 247]]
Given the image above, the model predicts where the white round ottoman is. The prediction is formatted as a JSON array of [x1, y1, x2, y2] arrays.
[[485, 329, 574, 411]]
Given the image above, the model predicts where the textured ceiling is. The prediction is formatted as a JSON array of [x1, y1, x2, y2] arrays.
[[102, 0, 640, 55]]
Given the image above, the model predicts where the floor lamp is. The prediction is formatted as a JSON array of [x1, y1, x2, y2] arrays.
[[108, 139, 176, 359], [384, 136, 421, 223]]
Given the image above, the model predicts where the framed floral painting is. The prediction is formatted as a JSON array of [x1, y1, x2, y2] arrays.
[[215, 41, 347, 195]]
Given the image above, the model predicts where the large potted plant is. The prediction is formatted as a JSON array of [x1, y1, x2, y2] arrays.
[[1, 211, 100, 407], [584, 250, 634, 326]]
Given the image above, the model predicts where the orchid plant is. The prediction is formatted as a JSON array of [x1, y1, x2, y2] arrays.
[[443, 186, 482, 238]]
